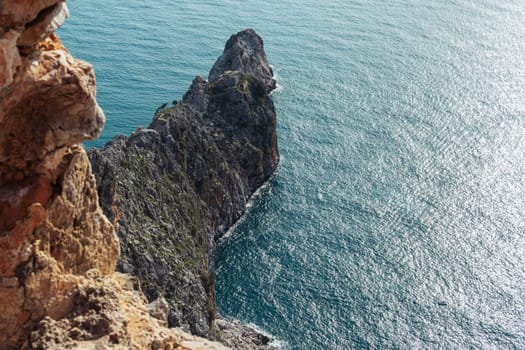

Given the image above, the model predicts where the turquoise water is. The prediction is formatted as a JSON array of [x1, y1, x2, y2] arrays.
[[60, 1, 525, 348]]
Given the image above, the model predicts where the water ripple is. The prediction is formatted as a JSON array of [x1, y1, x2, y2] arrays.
[[61, 0, 525, 348]]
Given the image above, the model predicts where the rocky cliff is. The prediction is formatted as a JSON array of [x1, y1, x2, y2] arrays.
[[88, 29, 279, 348], [0, 1, 233, 349]]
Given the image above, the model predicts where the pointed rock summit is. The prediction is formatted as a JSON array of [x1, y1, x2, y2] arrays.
[[209, 28, 277, 93]]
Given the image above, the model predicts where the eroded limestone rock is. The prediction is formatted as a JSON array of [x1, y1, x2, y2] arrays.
[[0, 7, 104, 232], [0, 1, 232, 349], [0, 1, 116, 346], [0, 146, 119, 348], [17, 2, 70, 47], [29, 273, 230, 350], [0, 0, 68, 88]]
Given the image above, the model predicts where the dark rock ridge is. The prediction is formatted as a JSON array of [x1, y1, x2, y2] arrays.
[[88, 29, 279, 348]]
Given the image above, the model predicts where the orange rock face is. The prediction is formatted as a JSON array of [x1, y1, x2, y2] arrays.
[[0, 0, 117, 347], [0, 1, 230, 349], [0, 34, 104, 185], [0, 175, 52, 231]]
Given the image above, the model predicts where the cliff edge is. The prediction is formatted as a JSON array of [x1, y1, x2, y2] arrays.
[[89, 29, 279, 348], [0, 1, 231, 349]]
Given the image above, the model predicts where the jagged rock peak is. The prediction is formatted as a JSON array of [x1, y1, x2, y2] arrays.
[[209, 28, 276, 93], [89, 28, 279, 349]]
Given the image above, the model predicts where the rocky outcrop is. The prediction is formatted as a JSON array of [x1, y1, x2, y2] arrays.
[[0, 1, 117, 346], [0, 1, 104, 233], [0, 1, 232, 349], [89, 29, 279, 348], [208, 29, 276, 95]]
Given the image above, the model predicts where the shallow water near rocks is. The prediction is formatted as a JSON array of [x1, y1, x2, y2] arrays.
[[61, 1, 525, 348]]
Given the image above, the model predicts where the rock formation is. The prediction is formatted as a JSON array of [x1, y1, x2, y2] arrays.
[[89, 29, 279, 348], [0, 1, 232, 349]]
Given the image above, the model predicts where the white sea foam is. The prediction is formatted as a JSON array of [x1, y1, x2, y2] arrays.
[[271, 83, 284, 95], [270, 64, 283, 95], [218, 168, 279, 242]]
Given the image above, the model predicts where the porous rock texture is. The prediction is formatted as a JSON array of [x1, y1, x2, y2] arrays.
[[29, 272, 230, 350], [89, 29, 279, 348], [0, 1, 230, 349]]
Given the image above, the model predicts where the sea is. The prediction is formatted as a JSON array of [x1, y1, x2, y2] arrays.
[[59, 1, 525, 348]]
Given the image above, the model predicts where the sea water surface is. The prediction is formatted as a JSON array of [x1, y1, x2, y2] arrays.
[[60, 1, 525, 348]]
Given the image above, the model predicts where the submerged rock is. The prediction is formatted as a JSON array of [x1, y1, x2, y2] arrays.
[[89, 29, 279, 347]]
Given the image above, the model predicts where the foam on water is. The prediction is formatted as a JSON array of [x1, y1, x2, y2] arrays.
[[217, 173, 277, 242]]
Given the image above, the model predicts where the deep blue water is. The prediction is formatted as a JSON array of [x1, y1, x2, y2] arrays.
[[60, 1, 525, 348]]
